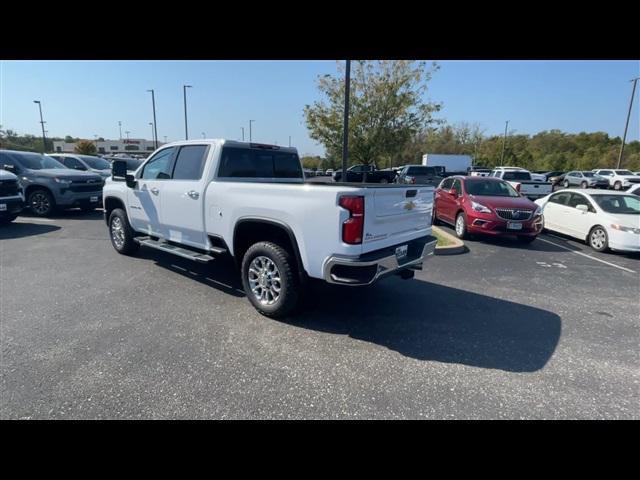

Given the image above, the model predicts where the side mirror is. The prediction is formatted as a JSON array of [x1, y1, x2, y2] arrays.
[[125, 174, 137, 189], [112, 160, 128, 179], [576, 204, 588, 213], [2, 164, 16, 173]]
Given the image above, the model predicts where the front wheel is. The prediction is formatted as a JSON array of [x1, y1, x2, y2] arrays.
[[588, 226, 609, 252], [108, 208, 139, 255], [241, 241, 300, 318], [28, 189, 55, 217], [613, 181, 622, 191], [455, 212, 469, 240], [581, 181, 588, 189], [563, 180, 570, 188]]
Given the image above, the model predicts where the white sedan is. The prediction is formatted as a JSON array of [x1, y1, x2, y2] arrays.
[[535, 189, 640, 252]]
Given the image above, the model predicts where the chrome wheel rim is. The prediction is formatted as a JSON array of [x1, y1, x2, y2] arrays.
[[248, 256, 281, 305], [456, 215, 465, 236], [111, 216, 125, 249], [591, 229, 606, 249], [564, 181, 569, 188], [31, 193, 50, 215]]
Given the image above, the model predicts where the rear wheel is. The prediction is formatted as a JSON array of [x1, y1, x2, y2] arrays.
[[613, 181, 622, 191], [563, 180, 570, 188], [241, 241, 300, 318], [454, 212, 469, 240], [108, 208, 139, 255], [588, 226, 609, 252], [580, 181, 588, 189], [28, 189, 55, 217]]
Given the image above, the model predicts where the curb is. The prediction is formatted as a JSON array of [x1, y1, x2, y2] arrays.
[[433, 226, 467, 255]]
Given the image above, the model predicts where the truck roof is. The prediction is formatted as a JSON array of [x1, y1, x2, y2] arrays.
[[159, 139, 298, 154]]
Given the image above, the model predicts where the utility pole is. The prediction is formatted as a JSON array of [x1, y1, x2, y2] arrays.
[[147, 89, 158, 149], [241, 127, 245, 141], [341, 60, 351, 181], [617, 77, 639, 169], [118, 121, 122, 140], [183, 84, 192, 140], [249, 120, 255, 142], [125, 131, 130, 141], [33, 100, 47, 153], [289, 135, 291, 147], [149, 123, 154, 144], [500, 120, 509, 165]]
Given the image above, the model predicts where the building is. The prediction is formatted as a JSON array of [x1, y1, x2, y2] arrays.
[[53, 138, 165, 157]]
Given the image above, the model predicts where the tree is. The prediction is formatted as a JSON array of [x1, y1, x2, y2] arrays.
[[75, 140, 97, 155], [304, 61, 442, 168]]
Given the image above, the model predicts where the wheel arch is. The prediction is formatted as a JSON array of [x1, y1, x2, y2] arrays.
[[104, 196, 126, 225]]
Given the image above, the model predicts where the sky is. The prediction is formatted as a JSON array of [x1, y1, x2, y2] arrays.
[[1, 60, 638, 156]]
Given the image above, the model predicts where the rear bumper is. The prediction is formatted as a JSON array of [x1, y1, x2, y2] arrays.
[[323, 235, 437, 286]]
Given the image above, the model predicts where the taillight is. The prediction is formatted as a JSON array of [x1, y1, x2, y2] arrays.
[[339, 195, 365, 244]]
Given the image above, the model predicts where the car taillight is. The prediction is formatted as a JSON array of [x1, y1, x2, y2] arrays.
[[339, 195, 364, 244]]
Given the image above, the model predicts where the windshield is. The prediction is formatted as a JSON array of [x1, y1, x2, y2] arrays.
[[615, 170, 634, 175], [591, 195, 640, 215], [80, 156, 111, 170], [14, 152, 66, 170], [466, 179, 521, 197]]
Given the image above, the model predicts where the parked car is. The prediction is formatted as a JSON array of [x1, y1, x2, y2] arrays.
[[467, 166, 492, 177], [333, 164, 398, 183], [434, 176, 543, 242], [396, 165, 443, 186], [535, 189, 640, 252], [545, 171, 566, 185], [0, 167, 25, 224], [0, 150, 104, 216], [104, 140, 437, 317], [592, 169, 640, 191], [325, 169, 334, 176], [489, 167, 553, 200], [562, 171, 609, 189], [48, 153, 112, 179]]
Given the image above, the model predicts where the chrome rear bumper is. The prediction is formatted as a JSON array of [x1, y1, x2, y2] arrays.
[[323, 235, 437, 286]]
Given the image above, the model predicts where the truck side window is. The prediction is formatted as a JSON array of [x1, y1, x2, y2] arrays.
[[171, 145, 208, 180], [141, 147, 175, 180]]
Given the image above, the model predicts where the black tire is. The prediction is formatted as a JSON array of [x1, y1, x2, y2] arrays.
[[613, 181, 622, 191], [588, 226, 609, 252], [581, 181, 588, 189], [241, 241, 300, 318], [108, 208, 139, 255], [563, 180, 570, 188], [0, 214, 19, 224], [517, 235, 537, 244], [454, 212, 469, 240], [28, 189, 55, 217]]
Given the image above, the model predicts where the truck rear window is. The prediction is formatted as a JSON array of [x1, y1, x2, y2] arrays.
[[217, 147, 302, 179], [502, 171, 531, 181]]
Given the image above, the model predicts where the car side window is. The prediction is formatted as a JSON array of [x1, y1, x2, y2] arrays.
[[452, 179, 462, 196], [64, 157, 85, 170], [440, 178, 453, 190], [141, 147, 175, 180], [568, 193, 595, 212], [171, 145, 209, 180], [549, 192, 572, 205]]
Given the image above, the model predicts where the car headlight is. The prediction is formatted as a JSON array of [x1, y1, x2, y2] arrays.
[[471, 201, 492, 213], [611, 224, 640, 234], [534, 206, 542, 216], [53, 178, 72, 185]]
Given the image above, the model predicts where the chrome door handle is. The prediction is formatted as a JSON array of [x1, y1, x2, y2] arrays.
[[150, 187, 159, 195], [187, 190, 199, 199]]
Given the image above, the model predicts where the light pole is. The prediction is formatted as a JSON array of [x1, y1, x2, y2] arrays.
[[118, 121, 122, 140], [183, 84, 192, 140], [33, 100, 47, 153], [342, 60, 351, 179], [617, 77, 640, 169], [149, 123, 154, 144], [241, 127, 245, 141], [147, 89, 158, 149], [289, 136, 291, 147], [500, 120, 509, 165], [249, 120, 255, 142]]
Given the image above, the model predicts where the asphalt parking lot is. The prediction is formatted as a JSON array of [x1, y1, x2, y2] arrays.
[[1, 210, 638, 419]]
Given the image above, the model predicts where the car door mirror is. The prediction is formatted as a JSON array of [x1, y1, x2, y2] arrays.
[[576, 204, 588, 213], [125, 174, 137, 188], [2, 164, 16, 173], [112, 160, 128, 179]]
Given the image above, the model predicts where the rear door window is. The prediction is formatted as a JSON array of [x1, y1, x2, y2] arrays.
[[217, 147, 302, 179], [171, 145, 209, 180]]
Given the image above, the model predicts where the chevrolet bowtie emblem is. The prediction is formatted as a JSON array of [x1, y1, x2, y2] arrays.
[[404, 201, 416, 211]]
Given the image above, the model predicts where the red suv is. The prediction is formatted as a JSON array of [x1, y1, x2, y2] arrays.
[[434, 176, 543, 242]]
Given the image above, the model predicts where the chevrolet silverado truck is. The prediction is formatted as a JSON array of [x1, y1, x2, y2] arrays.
[[103, 140, 437, 317], [0, 168, 25, 224], [489, 167, 552, 200]]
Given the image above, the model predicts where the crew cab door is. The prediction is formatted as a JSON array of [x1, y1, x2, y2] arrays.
[[128, 146, 175, 237], [160, 144, 210, 249]]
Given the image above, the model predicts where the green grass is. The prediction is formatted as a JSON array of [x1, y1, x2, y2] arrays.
[[433, 228, 455, 247]]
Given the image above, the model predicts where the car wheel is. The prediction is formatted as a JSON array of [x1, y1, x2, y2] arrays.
[[563, 180, 570, 188], [241, 241, 300, 318], [588, 226, 609, 252], [581, 181, 588, 189], [28, 189, 55, 217], [613, 181, 622, 191], [0, 214, 19, 224], [108, 208, 139, 255], [454, 212, 469, 240], [517, 235, 537, 244]]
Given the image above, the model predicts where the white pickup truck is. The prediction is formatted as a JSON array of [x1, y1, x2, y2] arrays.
[[489, 167, 553, 200], [103, 140, 437, 317]]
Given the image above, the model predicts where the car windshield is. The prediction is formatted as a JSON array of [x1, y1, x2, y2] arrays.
[[591, 195, 640, 214], [80, 156, 111, 170], [14, 152, 66, 170], [465, 179, 520, 197], [615, 170, 634, 175]]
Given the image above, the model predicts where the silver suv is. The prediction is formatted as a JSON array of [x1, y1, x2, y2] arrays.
[[563, 171, 609, 189]]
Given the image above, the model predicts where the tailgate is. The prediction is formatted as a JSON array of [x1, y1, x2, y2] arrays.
[[361, 185, 433, 252], [520, 182, 552, 195]]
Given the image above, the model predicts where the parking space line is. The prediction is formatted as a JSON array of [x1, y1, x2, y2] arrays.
[[537, 237, 637, 274]]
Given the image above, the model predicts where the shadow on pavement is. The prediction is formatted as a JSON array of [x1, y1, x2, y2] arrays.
[[19, 209, 104, 221], [0, 222, 61, 239], [285, 277, 561, 373]]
